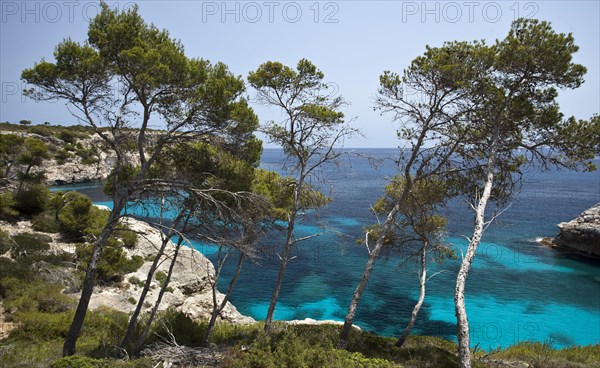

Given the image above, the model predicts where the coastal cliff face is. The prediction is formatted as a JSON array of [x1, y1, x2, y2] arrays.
[[87, 217, 254, 324], [554, 203, 600, 259], [0, 130, 136, 185], [42, 134, 118, 185], [0, 217, 253, 325]]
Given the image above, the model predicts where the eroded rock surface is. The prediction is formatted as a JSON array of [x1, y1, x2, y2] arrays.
[[554, 203, 600, 259]]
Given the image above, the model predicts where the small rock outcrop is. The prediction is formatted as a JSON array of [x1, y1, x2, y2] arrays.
[[85, 217, 254, 324], [553, 203, 600, 259]]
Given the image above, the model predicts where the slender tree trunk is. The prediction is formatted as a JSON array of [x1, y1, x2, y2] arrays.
[[454, 136, 498, 368], [133, 237, 183, 356], [63, 199, 125, 356], [338, 204, 399, 349], [264, 213, 296, 332], [396, 244, 427, 348], [16, 164, 32, 193], [203, 252, 245, 346], [119, 231, 176, 351]]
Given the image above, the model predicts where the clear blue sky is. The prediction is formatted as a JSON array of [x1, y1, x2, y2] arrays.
[[1, 1, 598, 147]]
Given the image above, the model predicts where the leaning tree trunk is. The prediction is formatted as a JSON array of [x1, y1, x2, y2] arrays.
[[133, 236, 184, 356], [264, 212, 296, 332], [63, 199, 126, 356], [203, 252, 245, 346], [396, 243, 427, 348], [338, 204, 399, 349], [119, 223, 180, 352], [16, 163, 32, 193], [454, 137, 498, 368]]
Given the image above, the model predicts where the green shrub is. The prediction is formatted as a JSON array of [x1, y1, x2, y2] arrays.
[[54, 192, 109, 237], [76, 241, 143, 283], [127, 297, 137, 305], [54, 149, 73, 164], [75, 146, 100, 165], [50, 355, 156, 368], [84, 206, 110, 238], [154, 270, 167, 285], [114, 225, 138, 248], [13, 184, 50, 215], [149, 309, 205, 347], [103, 164, 140, 195], [32, 211, 60, 233], [0, 257, 32, 284], [29, 125, 52, 137], [0, 228, 13, 254], [10, 232, 52, 259], [59, 130, 78, 144], [0, 191, 19, 219], [64, 143, 77, 152], [58, 192, 93, 235], [128, 276, 145, 288], [220, 327, 399, 368], [51, 355, 97, 368], [2, 277, 75, 314]]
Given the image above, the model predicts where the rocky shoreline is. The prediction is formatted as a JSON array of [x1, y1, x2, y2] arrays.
[[541, 203, 600, 260]]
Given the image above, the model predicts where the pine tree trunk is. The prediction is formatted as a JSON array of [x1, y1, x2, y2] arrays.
[[339, 204, 399, 349], [264, 214, 296, 332], [396, 244, 427, 348], [203, 252, 245, 346], [454, 135, 498, 368], [119, 233, 174, 352], [63, 200, 125, 356], [133, 237, 183, 356]]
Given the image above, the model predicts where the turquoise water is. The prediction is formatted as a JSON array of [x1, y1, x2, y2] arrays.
[[64, 148, 600, 349]]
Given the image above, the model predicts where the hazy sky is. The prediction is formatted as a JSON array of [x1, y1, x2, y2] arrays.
[[1, 1, 598, 147]]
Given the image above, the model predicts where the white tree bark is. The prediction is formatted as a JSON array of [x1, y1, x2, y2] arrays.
[[396, 244, 427, 348], [454, 136, 498, 368]]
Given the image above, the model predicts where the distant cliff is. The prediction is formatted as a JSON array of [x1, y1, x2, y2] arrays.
[[1, 128, 137, 185], [553, 203, 600, 259]]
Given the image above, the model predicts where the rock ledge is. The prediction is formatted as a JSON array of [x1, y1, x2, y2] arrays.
[[553, 203, 600, 259]]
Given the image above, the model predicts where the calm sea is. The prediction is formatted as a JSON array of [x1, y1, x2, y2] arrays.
[[59, 148, 600, 349]]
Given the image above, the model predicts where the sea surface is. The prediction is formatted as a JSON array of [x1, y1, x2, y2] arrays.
[[59, 148, 600, 350]]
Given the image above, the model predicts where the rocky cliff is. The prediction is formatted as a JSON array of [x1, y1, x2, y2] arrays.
[[86, 217, 254, 323], [1, 129, 136, 185], [0, 216, 253, 325], [553, 203, 600, 259]]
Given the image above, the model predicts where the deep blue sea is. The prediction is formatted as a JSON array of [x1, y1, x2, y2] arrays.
[[58, 148, 600, 350]]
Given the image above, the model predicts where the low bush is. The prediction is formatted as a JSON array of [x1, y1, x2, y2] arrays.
[[114, 225, 138, 248], [2, 277, 75, 314], [54, 149, 73, 164], [75, 147, 100, 165], [76, 240, 143, 283], [492, 341, 600, 368], [29, 125, 53, 137], [32, 210, 61, 233], [57, 192, 94, 235], [13, 184, 50, 215], [128, 276, 145, 288], [50, 355, 156, 368], [0, 191, 19, 219], [0, 228, 13, 254], [10, 232, 52, 259], [59, 130, 78, 144], [148, 309, 205, 347], [0, 257, 32, 284]]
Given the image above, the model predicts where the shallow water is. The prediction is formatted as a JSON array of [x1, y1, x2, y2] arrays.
[[64, 148, 600, 349]]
